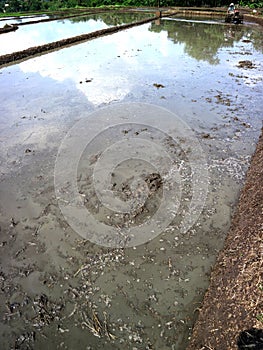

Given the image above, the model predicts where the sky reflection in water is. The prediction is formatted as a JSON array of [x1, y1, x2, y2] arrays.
[[0, 12, 153, 55], [18, 22, 181, 106], [16, 18, 263, 108], [0, 17, 109, 55]]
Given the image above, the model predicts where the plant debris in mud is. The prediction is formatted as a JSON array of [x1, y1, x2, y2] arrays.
[[153, 83, 165, 89], [81, 309, 116, 340], [237, 60, 256, 69], [15, 331, 36, 350], [237, 328, 263, 350], [3, 292, 65, 349]]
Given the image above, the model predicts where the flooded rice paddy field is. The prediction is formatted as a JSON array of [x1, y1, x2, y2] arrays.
[[0, 14, 50, 26], [0, 12, 153, 55], [0, 13, 263, 350], [0, 14, 50, 27]]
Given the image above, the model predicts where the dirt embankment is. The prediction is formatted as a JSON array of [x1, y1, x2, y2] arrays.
[[168, 7, 263, 26], [187, 129, 263, 350], [0, 24, 18, 34], [244, 13, 263, 26]]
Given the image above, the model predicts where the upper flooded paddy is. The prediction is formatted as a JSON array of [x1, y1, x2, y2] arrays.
[[0, 14, 262, 350], [0, 14, 50, 26], [0, 12, 152, 55]]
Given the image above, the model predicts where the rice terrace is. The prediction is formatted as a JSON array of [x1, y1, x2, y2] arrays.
[[0, 0, 262, 349]]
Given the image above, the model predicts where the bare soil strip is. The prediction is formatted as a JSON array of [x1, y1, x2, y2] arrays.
[[244, 13, 263, 26], [187, 129, 263, 350], [0, 16, 158, 67]]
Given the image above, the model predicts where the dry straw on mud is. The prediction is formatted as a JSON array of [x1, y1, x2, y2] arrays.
[[187, 129, 263, 350]]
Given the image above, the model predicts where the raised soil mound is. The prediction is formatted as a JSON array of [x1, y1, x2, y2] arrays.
[[187, 129, 263, 350]]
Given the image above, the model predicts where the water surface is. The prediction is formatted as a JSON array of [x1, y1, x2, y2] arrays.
[[0, 16, 262, 350], [0, 12, 152, 55]]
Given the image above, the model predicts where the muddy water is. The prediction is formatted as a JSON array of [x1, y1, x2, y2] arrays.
[[0, 16, 262, 350]]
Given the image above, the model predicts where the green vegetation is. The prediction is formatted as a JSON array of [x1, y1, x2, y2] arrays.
[[239, 0, 263, 8], [0, 0, 262, 14]]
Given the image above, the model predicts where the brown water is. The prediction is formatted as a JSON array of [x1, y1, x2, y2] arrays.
[[0, 15, 262, 350]]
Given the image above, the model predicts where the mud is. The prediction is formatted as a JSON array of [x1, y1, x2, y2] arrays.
[[0, 24, 18, 34], [244, 13, 263, 26], [0, 13, 262, 350]]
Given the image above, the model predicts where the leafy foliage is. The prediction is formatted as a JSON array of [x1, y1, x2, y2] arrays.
[[0, 0, 262, 13], [239, 0, 263, 7]]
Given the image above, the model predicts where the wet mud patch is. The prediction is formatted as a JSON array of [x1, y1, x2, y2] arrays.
[[76, 124, 190, 232], [0, 134, 232, 349], [0, 24, 18, 34]]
